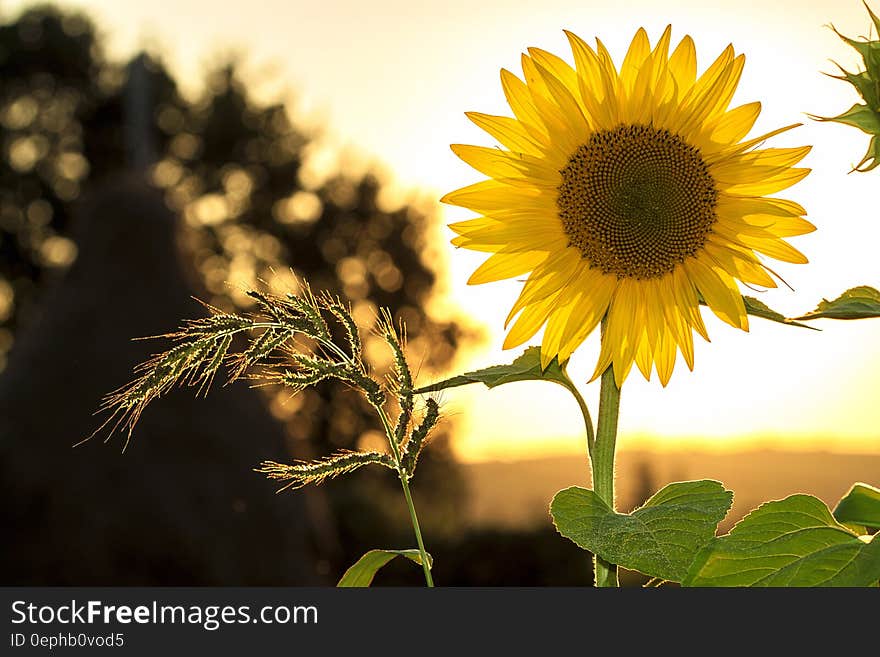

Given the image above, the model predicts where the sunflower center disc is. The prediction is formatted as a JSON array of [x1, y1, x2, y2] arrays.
[[557, 124, 718, 279]]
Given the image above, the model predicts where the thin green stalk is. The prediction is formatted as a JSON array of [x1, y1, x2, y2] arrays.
[[376, 407, 434, 587], [320, 330, 434, 588], [559, 377, 595, 458], [398, 472, 434, 587], [593, 361, 621, 587]]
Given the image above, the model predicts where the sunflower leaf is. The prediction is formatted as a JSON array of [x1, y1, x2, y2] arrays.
[[413, 346, 569, 394], [834, 483, 880, 529], [683, 494, 880, 587], [742, 296, 818, 330], [337, 549, 432, 587], [793, 286, 880, 320], [550, 480, 733, 583]]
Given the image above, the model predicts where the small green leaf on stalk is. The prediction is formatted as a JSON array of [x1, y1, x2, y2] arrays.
[[550, 480, 733, 583], [793, 286, 880, 320], [834, 483, 880, 529], [742, 296, 818, 330], [413, 346, 569, 394], [337, 549, 433, 587], [684, 494, 880, 587]]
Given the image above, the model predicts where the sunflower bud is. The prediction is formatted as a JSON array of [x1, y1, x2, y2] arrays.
[[818, 2, 880, 171]]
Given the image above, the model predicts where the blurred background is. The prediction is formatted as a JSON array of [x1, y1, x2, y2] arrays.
[[0, 1, 877, 586]]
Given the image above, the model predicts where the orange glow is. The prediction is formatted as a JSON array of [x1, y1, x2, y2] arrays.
[[12, 0, 878, 460]]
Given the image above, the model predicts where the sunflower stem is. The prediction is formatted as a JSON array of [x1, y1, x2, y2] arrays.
[[592, 361, 621, 587]]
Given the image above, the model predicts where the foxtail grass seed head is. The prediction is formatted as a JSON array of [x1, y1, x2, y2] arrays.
[[256, 451, 396, 492], [90, 281, 443, 493]]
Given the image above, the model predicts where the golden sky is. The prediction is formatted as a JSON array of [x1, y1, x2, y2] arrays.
[[7, 0, 879, 460]]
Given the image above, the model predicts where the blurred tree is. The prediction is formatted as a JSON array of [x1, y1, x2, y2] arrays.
[[0, 4, 473, 582]]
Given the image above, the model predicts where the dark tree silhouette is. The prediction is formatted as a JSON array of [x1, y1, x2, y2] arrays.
[[0, 5, 473, 584]]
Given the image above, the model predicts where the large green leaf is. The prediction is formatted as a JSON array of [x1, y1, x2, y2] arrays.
[[834, 483, 880, 530], [742, 296, 817, 330], [551, 480, 733, 582], [413, 346, 569, 394], [794, 286, 880, 320], [684, 494, 880, 587], [337, 549, 432, 587]]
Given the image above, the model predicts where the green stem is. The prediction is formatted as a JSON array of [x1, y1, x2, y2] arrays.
[[560, 378, 595, 458], [318, 333, 434, 587], [376, 407, 434, 587], [593, 361, 621, 587], [398, 473, 434, 587]]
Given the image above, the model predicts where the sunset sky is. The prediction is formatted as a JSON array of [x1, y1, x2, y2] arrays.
[[6, 0, 879, 460]]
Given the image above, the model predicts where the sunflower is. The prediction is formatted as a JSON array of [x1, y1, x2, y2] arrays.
[[443, 26, 814, 387]]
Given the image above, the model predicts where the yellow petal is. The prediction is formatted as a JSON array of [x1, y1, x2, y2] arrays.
[[722, 167, 810, 195], [440, 179, 552, 213], [521, 55, 584, 158], [710, 123, 802, 161], [671, 265, 709, 341], [503, 292, 560, 349], [507, 249, 584, 323], [735, 234, 809, 264], [564, 30, 617, 129], [450, 143, 561, 187], [683, 257, 748, 330], [741, 214, 816, 237], [527, 47, 580, 97], [711, 146, 812, 183], [531, 58, 591, 146], [541, 300, 577, 368], [557, 268, 617, 361], [677, 54, 744, 137], [655, 326, 677, 387], [635, 329, 654, 380], [692, 102, 761, 153], [717, 195, 807, 218], [599, 279, 643, 386], [464, 112, 543, 156], [468, 249, 548, 285], [660, 277, 696, 370], [702, 240, 777, 288], [620, 27, 652, 96], [668, 35, 697, 96], [500, 68, 550, 139]]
